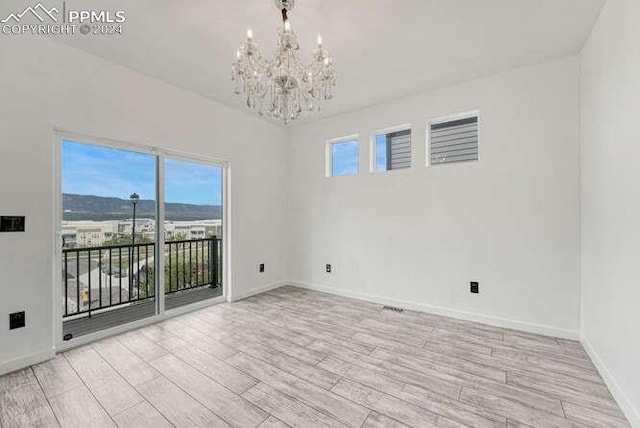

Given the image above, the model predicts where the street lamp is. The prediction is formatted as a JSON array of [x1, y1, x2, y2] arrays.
[[130, 193, 139, 245], [129, 193, 139, 298]]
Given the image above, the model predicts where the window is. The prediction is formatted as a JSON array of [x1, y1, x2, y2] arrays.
[[429, 113, 479, 165], [374, 127, 412, 171], [327, 137, 359, 177]]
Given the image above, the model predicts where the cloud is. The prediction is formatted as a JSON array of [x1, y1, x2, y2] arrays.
[[62, 140, 223, 205]]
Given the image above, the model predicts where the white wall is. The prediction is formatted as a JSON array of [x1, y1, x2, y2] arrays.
[[0, 36, 288, 373], [287, 57, 582, 337], [581, 0, 640, 424]]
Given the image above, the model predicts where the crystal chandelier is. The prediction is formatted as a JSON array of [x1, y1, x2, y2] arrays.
[[231, 0, 336, 125]]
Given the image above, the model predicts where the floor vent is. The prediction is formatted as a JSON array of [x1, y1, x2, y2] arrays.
[[382, 305, 404, 312]]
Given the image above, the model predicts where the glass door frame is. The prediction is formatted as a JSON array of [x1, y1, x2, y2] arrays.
[[53, 130, 230, 352]]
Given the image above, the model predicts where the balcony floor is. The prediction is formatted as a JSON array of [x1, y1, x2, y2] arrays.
[[63, 285, 222, 339]]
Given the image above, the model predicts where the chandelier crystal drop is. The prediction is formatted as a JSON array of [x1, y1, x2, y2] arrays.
[[231, 0, 336, 125]]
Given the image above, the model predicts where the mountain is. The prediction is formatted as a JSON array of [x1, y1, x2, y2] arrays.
[[63, 194, 221, 221]]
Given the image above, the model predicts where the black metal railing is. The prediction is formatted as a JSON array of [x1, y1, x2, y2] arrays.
[[62, 237, 221, 318]]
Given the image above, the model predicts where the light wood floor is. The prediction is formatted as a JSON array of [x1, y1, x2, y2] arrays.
[[0, 286, 630, 428]]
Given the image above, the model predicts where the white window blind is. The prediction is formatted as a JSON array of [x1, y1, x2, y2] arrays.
[[430, 116, 478, 165]]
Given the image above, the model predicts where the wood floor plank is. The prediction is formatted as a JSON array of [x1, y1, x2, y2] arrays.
[[359, 317, 434, 337], [507, 369, 613, 400], [380, 331, 603, 386], [320, 355, 504, 428], [149, 353, 267, 427], [312, 338, 566, 420], [362, 412, 410, 428], [308, 340, 462, 400], [242, 382, 349, 428], [64, 347, 144, 415], [428, 327, 505, 350], [156, 336, 257, 394], [257, 415, 292, 428], [503, 333, 588, 360], [425, 338, 493, 356], [158, 319, 238, 359], [370, 347, 507, 384], [0, 368, 59, 428], [222, 335, 340, 390], [116, 330, 168, 362], [312, 334, 376, 355], [136, 376, 230, 427], [366, 312, 436, 335], [506, 371, 623, 417], [227, 352, 370, 427], [463, 381, 565, 417], [92, 337, 160, 386], [398, 383, 505, 428], [331, 378, 456, 428], [459, 386, 571, 427], [429, 341, 603, 384], [138, 323, 176, 343], [112, 401, 173, 428], [562, 401, 631, 428], [268, 314, 355, 342], [492, 344, 598, 372], [366, 336, 507, 383], [245, 322, 316, 348], [174, 312, 232, 341], [318, 355, 406, 396], [48, 385, 114, 428], [33, 355, 83, 398], [224, 328, 325, 364], [506, 419, 534, 428]]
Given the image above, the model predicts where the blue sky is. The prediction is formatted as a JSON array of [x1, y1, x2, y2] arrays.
[[375, 134, 387, 171], [332, 140, 359, 176], [331, 138, 387, 175], [62, 140, 222, 205]]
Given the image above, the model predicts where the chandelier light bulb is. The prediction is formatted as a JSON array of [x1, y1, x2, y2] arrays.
[[317, 35, 322, 46], [236, 49, 241, 59], [247, 28, 253, 40], [284, 20, 291, 32]]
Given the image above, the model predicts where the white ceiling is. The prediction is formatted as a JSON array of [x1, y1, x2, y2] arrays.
[[54, 0, 604, 125]]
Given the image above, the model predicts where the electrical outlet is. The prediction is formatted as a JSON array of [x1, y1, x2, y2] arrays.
[[9, 311, 25, 330], [259, 263, 265, 273], [326, 264, 332, 273], [470, 281, 479, 294]]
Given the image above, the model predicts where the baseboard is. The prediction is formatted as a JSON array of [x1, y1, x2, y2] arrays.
[[289, 281, 580, 340], [582, 335, 640, 427], [0, 349, 55, 376], [228, 280, 288, 302]]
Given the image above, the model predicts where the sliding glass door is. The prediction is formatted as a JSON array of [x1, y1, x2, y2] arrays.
[[163, 157, 223, 310], [59, 137, 224, 341]]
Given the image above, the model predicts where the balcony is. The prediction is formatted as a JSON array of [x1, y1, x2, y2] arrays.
[[62, 237, 222, 339]]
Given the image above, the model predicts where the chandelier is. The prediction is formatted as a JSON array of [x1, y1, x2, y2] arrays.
[[231, 0, 336, 125]]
